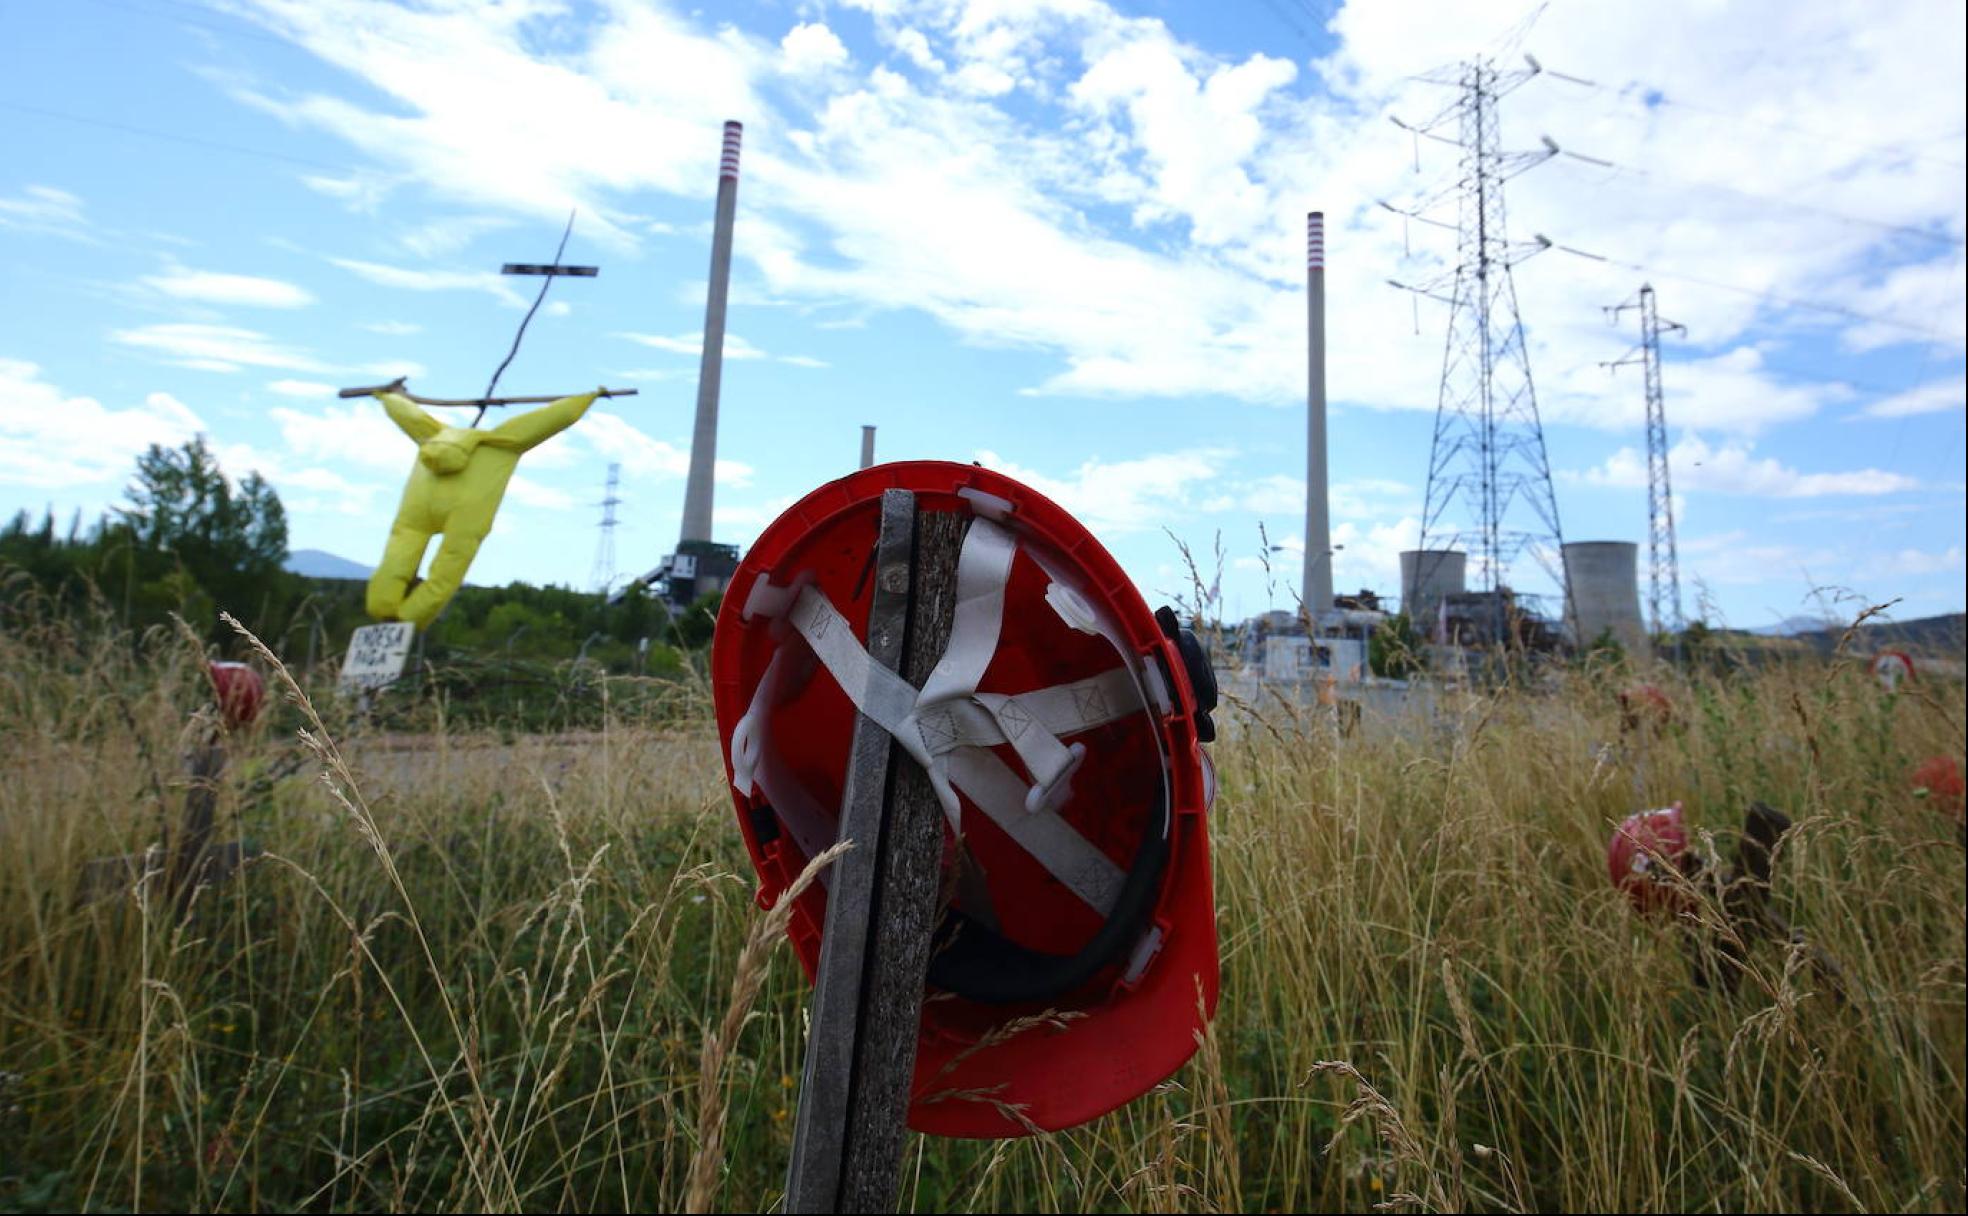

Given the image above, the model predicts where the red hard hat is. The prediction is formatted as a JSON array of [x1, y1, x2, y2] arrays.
[[1608, 803, 1690, 913], [1618, 683, 1673, 730], [710, 462, 1218, 1139], [1911, 755, 1964, 819], [207, 661, 266, 730]]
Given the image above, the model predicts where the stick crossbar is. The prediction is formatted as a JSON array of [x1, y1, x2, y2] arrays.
[[335, 379, 639, 406], [501, 262, 598, 277]]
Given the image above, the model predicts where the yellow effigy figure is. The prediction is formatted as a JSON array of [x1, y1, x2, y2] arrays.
[[366, 389, 599, 630]]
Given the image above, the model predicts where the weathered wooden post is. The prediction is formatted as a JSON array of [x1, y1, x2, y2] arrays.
[[77, 661, 266, 909], [784, 489, 962, 1213]]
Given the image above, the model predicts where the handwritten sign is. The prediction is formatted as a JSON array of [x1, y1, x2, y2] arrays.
[[338, 622, 414, 693]]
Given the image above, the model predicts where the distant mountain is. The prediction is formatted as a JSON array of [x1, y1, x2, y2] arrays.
[[1787, 612, 1966, 656], [1744, 614, 1842, 637], [285, 548, 372, 580], [1709, 613, 1966, 657]]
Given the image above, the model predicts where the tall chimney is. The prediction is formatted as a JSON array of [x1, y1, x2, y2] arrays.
[[859, 424, 876, 470], [680, 120, 742, 545], [1303, 210, 1332, 627]]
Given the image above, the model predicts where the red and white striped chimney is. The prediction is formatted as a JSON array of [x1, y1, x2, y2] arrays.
[[680, 120, 745, 552], [1303, 210, 1332, 627], [719, 120, 743, 183]]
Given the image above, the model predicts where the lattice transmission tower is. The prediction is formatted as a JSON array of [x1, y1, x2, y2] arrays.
[[1604, 284, 1685, 649], [590, 462, 622, 595], [1388, 55, 1568, 644]]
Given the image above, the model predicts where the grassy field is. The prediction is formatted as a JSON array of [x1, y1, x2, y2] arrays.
[[0, 608, 1962, 1212]]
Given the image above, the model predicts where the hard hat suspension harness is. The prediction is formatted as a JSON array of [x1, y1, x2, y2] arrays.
[[729, 508, 1176, 1004]]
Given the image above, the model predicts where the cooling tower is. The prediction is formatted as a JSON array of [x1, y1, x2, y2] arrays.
[[1563, 541, 1647, 656], [1400, 549, 1466, 626]]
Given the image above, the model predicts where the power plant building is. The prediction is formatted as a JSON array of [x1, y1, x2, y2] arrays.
[[1563, 541, 1647, 657]]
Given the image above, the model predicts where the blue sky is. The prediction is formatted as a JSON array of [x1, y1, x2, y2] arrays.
[[2, 0, 1963, 631]]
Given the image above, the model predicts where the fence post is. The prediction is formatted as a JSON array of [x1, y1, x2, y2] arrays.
[[784, 491, 964, 1213]]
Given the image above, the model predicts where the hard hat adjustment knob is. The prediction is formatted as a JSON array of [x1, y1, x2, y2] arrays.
[[1155, 606, 1217, 743]]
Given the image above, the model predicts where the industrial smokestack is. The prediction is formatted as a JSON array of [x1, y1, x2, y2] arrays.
[[679, 120, 742, 546], [859, 425, 876, 470], [1302, 210, 1332, 629]]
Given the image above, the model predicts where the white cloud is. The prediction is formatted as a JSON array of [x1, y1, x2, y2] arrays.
[[891, 27, 947, 75], [0, 184, 95, 243], [143, 268, 316, 309], [973, 446, 1231, 535], [266, 379, 335, 398], [269, 402, 417, 473], [0, 359, 204, 486], [111, 323, 331, 374], [329, 257, 524, 306], [110, 323, 416, 380], [1853, 379, 1966, 419], [577, 410, 755, 488], [1573, 433, 1922, 497], [300, 170, 397, 213], [782, 22, 850, 76], [209, 0, 1967, 434], [397, 214, 514, 259], [1861, 545, 1962, 577], [506, 475, 574, 510], [361, 320, 423, 336], [210, 438, 381, 515], [615, 330, 767, 359], [1543, 346, 1839, 433], [776, 353, 830, 368]]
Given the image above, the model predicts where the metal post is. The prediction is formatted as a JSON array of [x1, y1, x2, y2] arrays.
[[860, 425, 877, 470], [681, 120, 742, 546]]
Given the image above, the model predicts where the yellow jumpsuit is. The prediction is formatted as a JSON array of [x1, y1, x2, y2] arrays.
[[366, 389, 599, 630]]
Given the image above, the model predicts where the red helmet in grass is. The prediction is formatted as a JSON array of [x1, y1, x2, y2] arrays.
[[1618, 683, 1674, 732], [1608, 803, 1691, 913], [207, 661, 265, 730], [710, 462, 1218, 1139], [1911, 755, 1964, 820]]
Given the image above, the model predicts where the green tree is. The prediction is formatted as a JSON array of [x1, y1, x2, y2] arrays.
[[1369, 611, 1425, 679], [115, 436, 296, 637]]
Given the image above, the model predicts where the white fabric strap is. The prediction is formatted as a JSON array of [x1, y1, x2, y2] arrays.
[[910, 668, 1140, 758], [946, 747, 1124, 913], [731, 513, 1158, 916], [787, 584, 936, 770], [916, 518, 1017, 705], [729, 648, 839, 888], [1020, 546, 1173, 844]]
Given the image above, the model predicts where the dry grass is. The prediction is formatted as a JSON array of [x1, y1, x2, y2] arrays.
[[0, 606, 1962, 1212]]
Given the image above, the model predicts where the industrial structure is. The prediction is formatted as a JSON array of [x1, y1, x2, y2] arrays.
[[1562, 541, 1647, 656], [1399, 548, 1467, 637], [625, 120, 745, 609], [589, 461, 621, 595], [1303, 211, 1334, 626], [1605, 285, 1686, 648], [1389, 55, 1569, 645]]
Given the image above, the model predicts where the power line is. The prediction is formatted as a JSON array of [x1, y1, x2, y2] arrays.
[[1546, 240, 1964, 343], [72, 0, 302, 49], [1529, 55, 1967, 171], [0, 98, 358, 177], [1547, 144, 1966, 250]]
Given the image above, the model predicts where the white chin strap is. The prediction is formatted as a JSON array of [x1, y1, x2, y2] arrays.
[[730, 516, 1156, 915]]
